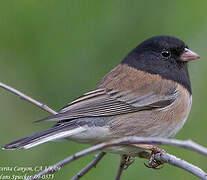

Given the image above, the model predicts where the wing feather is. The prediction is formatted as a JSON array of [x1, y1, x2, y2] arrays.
[[36, 86, 177, 123]]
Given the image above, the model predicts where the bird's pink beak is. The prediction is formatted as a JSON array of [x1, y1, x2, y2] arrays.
[[180, 48, 200, 62]]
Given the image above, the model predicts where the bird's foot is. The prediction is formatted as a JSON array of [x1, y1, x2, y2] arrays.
[[144, 146, 165, 169], [123, 156, 135, 169], [120, 155, 135, 170]]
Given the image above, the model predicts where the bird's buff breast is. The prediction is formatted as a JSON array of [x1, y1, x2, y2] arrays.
[[157, 87, 192, 138]]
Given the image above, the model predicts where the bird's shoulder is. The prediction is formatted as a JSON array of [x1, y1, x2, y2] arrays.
[[97, 64, 178, 97]]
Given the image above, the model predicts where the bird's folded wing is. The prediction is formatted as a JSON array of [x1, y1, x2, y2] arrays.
[[36, 85, 177, 123]]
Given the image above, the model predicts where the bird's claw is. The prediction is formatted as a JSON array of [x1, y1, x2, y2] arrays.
[[144, 146, 165, 169]]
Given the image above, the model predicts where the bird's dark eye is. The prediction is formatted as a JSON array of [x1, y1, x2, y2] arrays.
[[161, 50, 171, 58]]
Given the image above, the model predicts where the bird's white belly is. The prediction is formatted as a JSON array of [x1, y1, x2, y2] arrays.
[[103, 145, 143, 156]]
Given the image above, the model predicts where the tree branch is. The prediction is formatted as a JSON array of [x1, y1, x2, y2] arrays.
[[0, 82, 57, 115], [25, 137, 207, 180], [71, 152, 106, 180], [155, 153, 207, 180], [115, 155, 128, 180]]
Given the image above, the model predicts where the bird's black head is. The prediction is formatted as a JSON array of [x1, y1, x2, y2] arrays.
[[122, 36, 200, 94]]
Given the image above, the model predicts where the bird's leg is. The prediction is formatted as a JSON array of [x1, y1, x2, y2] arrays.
[[124, 156, 135, 169], [145, 146, 165, 169], [134, 144, 165, 169], [120, 155, 135, 170]]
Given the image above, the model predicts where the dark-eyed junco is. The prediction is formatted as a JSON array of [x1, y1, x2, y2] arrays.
[[3, 36, 200, 156]]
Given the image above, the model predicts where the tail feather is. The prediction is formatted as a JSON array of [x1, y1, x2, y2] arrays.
[[2, 123, 85, 150]]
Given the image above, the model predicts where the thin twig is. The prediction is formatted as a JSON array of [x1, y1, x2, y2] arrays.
[[71, 152, 106, 180], [115, 155, 127, 180], [0, 82, 57, 115], [105, 137, 207, 156], [155, 153, 207, 180], [26, 137, 207, 180]]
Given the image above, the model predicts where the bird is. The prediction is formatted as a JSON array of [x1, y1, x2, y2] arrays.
[[2, 36, 200, 163]]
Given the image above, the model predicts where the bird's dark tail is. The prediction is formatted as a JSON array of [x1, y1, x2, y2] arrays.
[[2, 123, 85, 150]]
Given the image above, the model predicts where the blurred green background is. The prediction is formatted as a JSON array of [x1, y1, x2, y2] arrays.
[[0, 0, 206, 179]]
